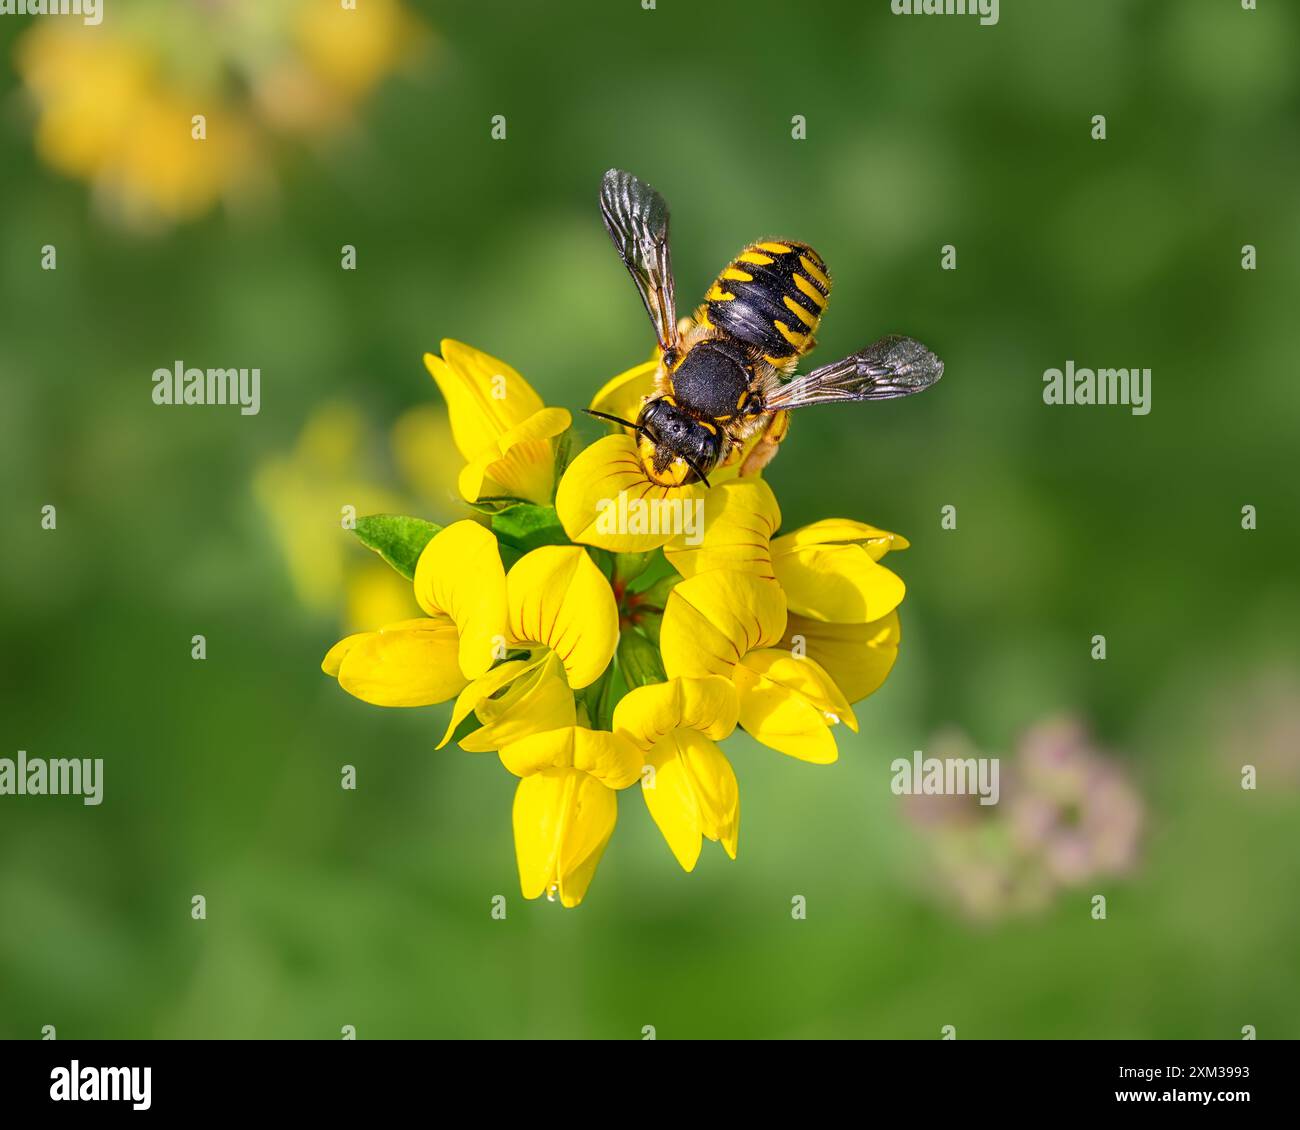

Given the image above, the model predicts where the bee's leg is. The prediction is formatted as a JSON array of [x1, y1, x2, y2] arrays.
[[740, 411, 790, 476]]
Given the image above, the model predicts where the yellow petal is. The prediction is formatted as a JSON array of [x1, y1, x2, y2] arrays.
[[414, 520, 508, 679], [664, 479, 781, 580], [641, 729, 739, 871], [499, 726, 643, 789], [458, 651, 577, 753], [324, 617, 467, 708], [771, 518, 909, 561], [737, 648, 857, 732], [436, 657, 530, 750], [780, 611, 901, 704], [772, 541, 906, 623], [555, 433, 705, 552], [506, 546, 618, 689], [660, 571, 786, 679], [424, 340, 544, 463], [512, 767, 618, 907], [732, 648, 854, 764], [613, 675, 739, 749], [589, 359, 658, 425], [457, 405, 571, 506], [323, 631, 369, 677]]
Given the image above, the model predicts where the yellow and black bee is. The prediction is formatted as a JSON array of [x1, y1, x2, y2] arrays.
[[592, 168, 944, 485]]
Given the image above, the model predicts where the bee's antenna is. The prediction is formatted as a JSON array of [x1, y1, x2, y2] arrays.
[[583, 408, 642, 432]]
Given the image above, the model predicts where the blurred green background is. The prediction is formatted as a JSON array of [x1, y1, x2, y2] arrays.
[[2, 0, 1298, 1039]]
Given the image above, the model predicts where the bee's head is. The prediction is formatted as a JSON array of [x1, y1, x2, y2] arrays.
[[635, 398, 722, 487]]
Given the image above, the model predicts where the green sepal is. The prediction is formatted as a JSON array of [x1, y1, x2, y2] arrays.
[[585, 546, 615, 582], [466, 495, 534, 515], [632, 569, 681, 609], [612, 550, 657, 590], [635, 609, 664, 648], [627, 550, 679, 596], [551, 428, 573, 497], [617, 628, 666, 690], [583, 659, 627, 731], [352, 514, 442, 581]]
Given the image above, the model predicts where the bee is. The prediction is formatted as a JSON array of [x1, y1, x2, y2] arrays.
[[592, 168, 944, 486]]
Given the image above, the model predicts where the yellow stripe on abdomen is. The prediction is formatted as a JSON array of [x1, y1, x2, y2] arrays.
[[704, 239, 831, 359]]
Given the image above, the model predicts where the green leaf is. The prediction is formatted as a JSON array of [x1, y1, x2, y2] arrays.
[[490, 503, 569, 554], [353, 514, 442, 581]]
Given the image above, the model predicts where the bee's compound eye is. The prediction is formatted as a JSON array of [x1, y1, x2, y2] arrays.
[[636, 399, 664, 440]]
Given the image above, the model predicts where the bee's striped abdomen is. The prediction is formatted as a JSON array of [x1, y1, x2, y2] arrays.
[[704, 240, 831, 362]]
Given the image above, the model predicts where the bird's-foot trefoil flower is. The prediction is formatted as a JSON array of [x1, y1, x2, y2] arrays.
[[614, 676, 740, 871], [659, 570, 856, 764], [499, 726, 642, 907], [437, 544, 619, 751], [322, 519, 507, 706], [314, 338, 922, 906], [665, 478, 908, 625], [425, 340, 572, 507]]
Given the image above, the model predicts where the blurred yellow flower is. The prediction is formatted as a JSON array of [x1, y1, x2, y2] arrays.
[[390, 405, 463, 513], [254, 402, 409, 628], [256, 399, 465, 634], [14, 0, 428, 228], [346, 558, 424, 634]]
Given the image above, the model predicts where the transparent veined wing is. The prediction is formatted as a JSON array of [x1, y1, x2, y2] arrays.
[[599, 168, 679, 356], [764, 334, 944, 410]]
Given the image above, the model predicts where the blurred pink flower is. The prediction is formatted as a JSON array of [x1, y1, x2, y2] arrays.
[[1009, 717, 1144, 884], [903, 715, 1144, 922]]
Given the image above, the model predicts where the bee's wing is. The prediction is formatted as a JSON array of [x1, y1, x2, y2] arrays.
[[599, 169, 679, 355], [764, 334, 943, 410]]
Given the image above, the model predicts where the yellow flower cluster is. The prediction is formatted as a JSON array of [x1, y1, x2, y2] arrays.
[[323, 341, 909, 906], [14, 0, 425, 228], [253, 401, 462, 633]]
